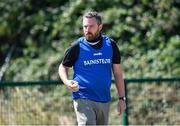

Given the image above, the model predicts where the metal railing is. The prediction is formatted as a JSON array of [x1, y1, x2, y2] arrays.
[[123, 77, 180, 125], [0, 77, 180, 125]]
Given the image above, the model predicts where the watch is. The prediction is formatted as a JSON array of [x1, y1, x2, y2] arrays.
[[119, 96, 126, 101]]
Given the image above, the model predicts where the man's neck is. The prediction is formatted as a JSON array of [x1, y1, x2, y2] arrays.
[[86, 40, 100, 45]]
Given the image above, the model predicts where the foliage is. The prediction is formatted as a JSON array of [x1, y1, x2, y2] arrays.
[[0, 0, 180, 125], [128, 82, 180, 124], [0, 0, 179, 80], [0, 83, 179, 125]]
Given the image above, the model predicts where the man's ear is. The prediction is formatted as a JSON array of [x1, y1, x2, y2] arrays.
[[99, 24, 103, 31]]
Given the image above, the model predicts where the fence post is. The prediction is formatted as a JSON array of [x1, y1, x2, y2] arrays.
[[122, 80, 129, 125]]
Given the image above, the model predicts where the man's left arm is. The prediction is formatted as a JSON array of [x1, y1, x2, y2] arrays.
[[112, 64, 126, 115]]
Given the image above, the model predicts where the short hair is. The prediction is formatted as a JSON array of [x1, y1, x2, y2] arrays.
[[83, 11, 102, 25]]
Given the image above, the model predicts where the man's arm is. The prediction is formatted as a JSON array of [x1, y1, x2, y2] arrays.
[[58, 63, 69, 85], [112, 64, 126, 114], [58, 63, 79, 92], [113, 64, 125, 97]]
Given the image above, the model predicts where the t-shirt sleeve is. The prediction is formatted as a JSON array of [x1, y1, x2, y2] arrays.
[[62, 41, 79, 67], [111, 39, 121, 64]]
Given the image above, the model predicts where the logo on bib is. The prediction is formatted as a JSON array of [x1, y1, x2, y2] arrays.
[[84, 59, 111, 66], [93, 52, 102, 56]]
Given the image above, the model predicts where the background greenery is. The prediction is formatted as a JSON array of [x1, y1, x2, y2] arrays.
[[0, 0, 180, 125], [1, 0, 179, 80]]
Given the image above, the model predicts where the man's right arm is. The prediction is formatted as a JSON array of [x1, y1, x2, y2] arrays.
[[59, 41, 80, 92], [59, 63, 79, 92], [58, 63, 69, 85]]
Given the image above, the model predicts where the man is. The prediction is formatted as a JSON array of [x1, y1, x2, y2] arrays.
[[59, 11, 126, 125]]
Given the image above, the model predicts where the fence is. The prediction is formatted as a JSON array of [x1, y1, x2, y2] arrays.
[[123, 78, 180, 125], [0, 78, 180, 125]]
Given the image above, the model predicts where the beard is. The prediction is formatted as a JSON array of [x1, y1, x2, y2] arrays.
[[84, 31, 100, 42]]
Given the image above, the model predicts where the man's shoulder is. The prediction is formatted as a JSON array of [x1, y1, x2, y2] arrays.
[[70, 39, 80, 47], [71, 36, 86, 45], [71, 40, 79, 45], [102, 35, 117, 46]]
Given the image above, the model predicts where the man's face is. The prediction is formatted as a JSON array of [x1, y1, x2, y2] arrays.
[[83, 17, 102, 41]]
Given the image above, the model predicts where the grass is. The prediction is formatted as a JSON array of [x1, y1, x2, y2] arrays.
[[0, 81, 180, 125]]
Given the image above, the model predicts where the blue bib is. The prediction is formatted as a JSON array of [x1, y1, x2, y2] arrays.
[[72, 35, 113, 102]]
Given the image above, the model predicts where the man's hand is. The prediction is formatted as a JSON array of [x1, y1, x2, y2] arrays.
[[117, 100, 126, 115], [66, 80, 79, 92]]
